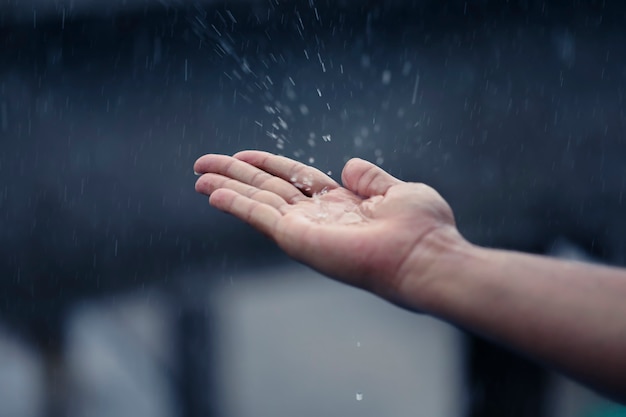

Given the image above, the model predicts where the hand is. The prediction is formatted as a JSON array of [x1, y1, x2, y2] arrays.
[[194, 151, 463, 308]]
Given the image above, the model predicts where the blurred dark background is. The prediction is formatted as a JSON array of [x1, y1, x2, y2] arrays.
[[1, 1, 626, 416]]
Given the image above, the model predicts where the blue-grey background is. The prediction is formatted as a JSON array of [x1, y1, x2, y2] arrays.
[[1, 1, 626, 416]]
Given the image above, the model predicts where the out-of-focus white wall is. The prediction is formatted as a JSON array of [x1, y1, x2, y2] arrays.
[[214, 263, 464, 417]]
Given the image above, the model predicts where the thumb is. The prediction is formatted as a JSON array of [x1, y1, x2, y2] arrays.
[[341, 158, 403, 197]]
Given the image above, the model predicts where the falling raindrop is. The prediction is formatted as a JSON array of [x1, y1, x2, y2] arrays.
[[356, 392, 364, 401], [382, 70, 392, 85]]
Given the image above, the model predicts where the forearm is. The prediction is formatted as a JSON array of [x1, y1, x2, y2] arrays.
[[406, 231, 626, 402]]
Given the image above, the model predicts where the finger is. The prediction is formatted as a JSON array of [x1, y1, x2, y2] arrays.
[[341, 158, 403, 197], [195, 173, 287, 210], [194, 154, 304, 203], [209, 188, 282, 238], [233, 150, 339, 195]]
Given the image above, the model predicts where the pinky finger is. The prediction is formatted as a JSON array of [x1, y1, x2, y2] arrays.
[[209, 188, 282, 239]]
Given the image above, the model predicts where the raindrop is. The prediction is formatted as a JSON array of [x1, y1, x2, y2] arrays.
[[317, 52, 326, 72], [402, 61, 412, 76], [411, 73, 420, 105], [361, 54, 371, 68], [356, 392, 364, 401], [382, 70, 392, 85], [225, 10, 237, 23]]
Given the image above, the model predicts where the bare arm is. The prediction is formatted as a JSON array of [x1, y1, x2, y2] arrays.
[[194, 150, 626, 403], [401, 228, 626, 402]]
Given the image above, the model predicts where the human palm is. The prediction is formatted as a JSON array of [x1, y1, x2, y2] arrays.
[[194, 151, 457, 302]]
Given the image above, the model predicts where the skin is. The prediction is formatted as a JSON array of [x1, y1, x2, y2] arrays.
[[194, 150, 626, 404]]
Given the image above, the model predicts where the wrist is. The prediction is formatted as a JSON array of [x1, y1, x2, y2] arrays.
[[392, 225, 478, 313]]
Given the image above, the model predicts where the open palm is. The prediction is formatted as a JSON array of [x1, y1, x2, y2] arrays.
[[194, 151, 457, 302]]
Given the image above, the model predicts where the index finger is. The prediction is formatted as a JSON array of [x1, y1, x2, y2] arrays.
[[234, 150, 339, 195]]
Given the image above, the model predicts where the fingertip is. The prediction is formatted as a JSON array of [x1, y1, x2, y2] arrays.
[[232, 150, 250, 158], [344, 157, 365, 168], [341, 157, 401, 197], [193, 154, 213, 175], [341, 157, 368, 184], [207, 188, 232, 210], [233, 149, 266, 161], [194, 174, 209, 194]]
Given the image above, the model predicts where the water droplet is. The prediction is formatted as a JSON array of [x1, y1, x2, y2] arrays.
[[402, 61, 412, 76], [361, 54, 371, 68], [382, 69, 392, 85], [356, 392, 364, 401], [356, 341, 361, 348]]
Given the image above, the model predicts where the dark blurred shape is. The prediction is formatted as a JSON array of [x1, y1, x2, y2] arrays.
[[465, 336, 549, 417], [175, 282, 220, 417]]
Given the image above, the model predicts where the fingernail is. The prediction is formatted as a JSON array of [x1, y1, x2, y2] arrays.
[[194, 170, 201, 176]]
